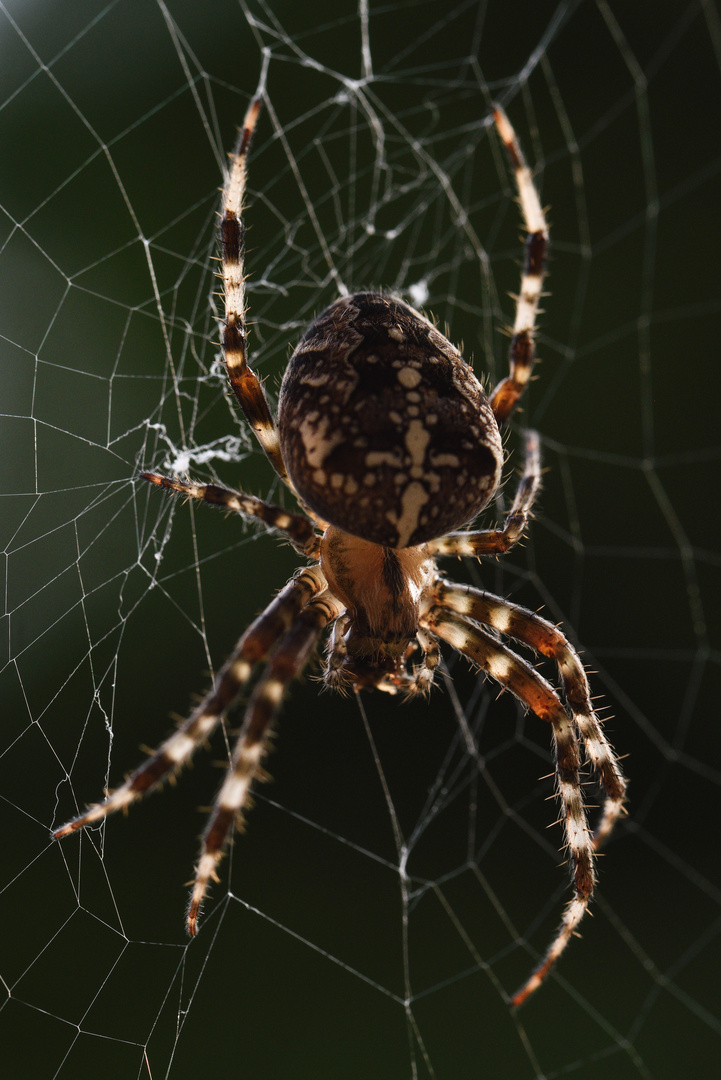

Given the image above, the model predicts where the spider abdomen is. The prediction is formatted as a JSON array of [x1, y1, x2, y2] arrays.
[[277, 293, 503, 548]]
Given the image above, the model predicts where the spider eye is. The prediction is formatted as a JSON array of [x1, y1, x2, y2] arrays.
[[277, 293, 503, 548]]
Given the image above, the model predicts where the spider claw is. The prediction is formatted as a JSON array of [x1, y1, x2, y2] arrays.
[[186, 855, 221, 937]]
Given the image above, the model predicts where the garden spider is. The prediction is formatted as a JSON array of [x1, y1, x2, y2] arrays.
[[54, 100, 626, 1006]]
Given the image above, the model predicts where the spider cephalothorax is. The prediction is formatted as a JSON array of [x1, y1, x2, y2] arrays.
[[320, 527, 436, 691], [54, 99, 626, 1007]]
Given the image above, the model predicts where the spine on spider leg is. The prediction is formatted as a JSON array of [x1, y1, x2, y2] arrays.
[[51, 567, 327, 842], [220, 96, 289, 485], [185, 591, 344, 935], [427, 605, 599, 1005], [497, 428, 542, 548], [490, 106, 549, 425], [510, 708, 596, 1008], [139, 472, 320, 556], [434, 572, 627, 855]]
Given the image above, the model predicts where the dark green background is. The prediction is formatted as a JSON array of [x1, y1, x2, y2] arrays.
[[1, 1, 719, 1077]]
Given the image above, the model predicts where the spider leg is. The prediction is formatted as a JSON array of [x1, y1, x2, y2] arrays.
[[221, 97, 290, 488], [141, 472, 320, 557], [53, 566, 327, 839], [324, 613, 351, 692], [187, 589, 344, 934], [423, 605, 595, 1006], [490, 106, 548, 426], [427, 429, 540, 558], [432, 579, 627, 846]]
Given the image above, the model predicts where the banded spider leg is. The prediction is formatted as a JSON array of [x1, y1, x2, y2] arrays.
[[54, 565, 344, 934]]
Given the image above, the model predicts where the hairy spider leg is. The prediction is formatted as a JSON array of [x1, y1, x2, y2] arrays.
[[433, 580, 627, 843], [427, 429, 540, 559], [221, 97, 289, 486], [423, 606, 596, 1007], [53, 567, 327, 839], [141, 472, 320, 557], [490, 106, 549, 425], [187, 590, 344, 933]]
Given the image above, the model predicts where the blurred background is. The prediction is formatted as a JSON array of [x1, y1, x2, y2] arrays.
[[1, 1, 720, 1077]]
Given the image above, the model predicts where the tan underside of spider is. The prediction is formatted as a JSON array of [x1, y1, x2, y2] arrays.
[[54, 100, 626, 1008]]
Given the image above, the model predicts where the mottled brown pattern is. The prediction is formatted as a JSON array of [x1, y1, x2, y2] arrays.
[[278, 293, 503, 547]]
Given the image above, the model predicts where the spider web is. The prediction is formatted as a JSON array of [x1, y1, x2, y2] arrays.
[[2, 0, 720, 1077]]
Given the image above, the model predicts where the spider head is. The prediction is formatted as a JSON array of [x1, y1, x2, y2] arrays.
[[320, 526, 435, 693]]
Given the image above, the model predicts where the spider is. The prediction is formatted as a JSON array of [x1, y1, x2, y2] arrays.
[[54, 99, 626, 1007]]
